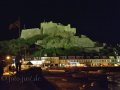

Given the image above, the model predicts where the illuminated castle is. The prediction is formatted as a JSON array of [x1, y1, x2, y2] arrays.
[[21, 21, 76, 39], [20, 21, 98, 50]]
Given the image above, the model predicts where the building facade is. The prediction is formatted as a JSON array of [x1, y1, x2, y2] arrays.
[[23, 56, 119, 67]]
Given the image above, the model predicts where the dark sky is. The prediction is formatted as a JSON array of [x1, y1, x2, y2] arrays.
[[0, 0, 120, 44]]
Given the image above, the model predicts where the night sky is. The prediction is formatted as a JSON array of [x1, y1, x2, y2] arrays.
[[0, 0, 120, 44]]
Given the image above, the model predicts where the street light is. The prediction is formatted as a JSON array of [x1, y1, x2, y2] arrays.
[[5, 55, 13, 65], [6, 56, 11, 60]]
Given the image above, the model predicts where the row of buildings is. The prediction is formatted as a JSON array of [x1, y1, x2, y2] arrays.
[[22, 56, 120, 67]]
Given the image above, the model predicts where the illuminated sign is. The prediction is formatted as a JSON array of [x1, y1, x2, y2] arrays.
[[69, 61, 79, 64], [30, 60, 45, 65]]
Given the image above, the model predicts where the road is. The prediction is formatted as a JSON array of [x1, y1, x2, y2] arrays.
[[44, 72, 120, 90]]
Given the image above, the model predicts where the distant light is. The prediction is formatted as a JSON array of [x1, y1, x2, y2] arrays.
[[6, 56, 11, 60], [114, 64, 119, 66], [117, 59, 120, 62], [44, 54, 47, 57]]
